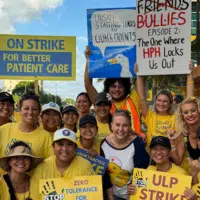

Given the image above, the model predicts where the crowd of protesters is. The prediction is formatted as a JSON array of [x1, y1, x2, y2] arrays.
[[0, 47, 200, 200]]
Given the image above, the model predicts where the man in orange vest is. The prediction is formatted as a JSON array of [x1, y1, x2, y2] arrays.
[[84, 46, 146, 140]]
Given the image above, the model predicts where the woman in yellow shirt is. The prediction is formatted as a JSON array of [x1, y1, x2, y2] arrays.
[[0, 141, 43, 200], [135, 62, 194, 147], [77, 114, 100, 155], [128, 136, 196, 200], [30, 127, 94, 199], [41, 102, 61, 135], [0, 92, 53, 159], [0, 92, 15, 126], [94, 92, 112, 141]]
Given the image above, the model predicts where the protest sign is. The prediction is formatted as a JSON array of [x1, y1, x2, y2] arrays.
[[0, 34, 76, 80], [87, 8, 136, 78], [76, 148, 109, 175], [136, 0, 191, 75], [39, 176, 103, 200], [131, 168, 192, 200]]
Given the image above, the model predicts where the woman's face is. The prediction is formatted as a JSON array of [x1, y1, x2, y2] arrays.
[[62, 111, 78, 126], [75, 95, 91, 114], [181, 103, 200, 126], [41, 110, 61, 132], [53, 139, 76, 164], [94, 102, 111, 119], [9, 156, 31, 174], [150, 145, 170, 165], [155, 94, 171, 115], [80, 123, 98, 140], [20, 99, 40, 125], [109, 81, 125, 101], [0, 101, 14, 120], [111, 115, 131, 140]]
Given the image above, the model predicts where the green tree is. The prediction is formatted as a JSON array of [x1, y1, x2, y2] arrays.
[[62, 98, 75, 106], [12, 81, 62, 106]]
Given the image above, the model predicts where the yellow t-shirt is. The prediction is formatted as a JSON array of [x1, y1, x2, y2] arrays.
[[0, 176, 30, 200], [30, 155, 94, 199], [113, 89, 140, 114], [0, 123, 53, 159], [76, 138, 101, 155], [147, 163, 188, 175], [144, 109, 175, 147], [96, 120, 110, 141]]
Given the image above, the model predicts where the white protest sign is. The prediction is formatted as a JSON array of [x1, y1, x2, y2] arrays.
[[136, 0, 191, 76], [91, 9, 136, 56]]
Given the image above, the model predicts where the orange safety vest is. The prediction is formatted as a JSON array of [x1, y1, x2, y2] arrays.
[[110, 97, 145, 139]]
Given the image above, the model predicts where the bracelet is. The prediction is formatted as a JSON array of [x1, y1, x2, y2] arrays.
[[187, 81, 194, 84]]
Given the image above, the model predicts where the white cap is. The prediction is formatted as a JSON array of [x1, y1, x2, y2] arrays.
[[53, 128, 77, 145], [42, 102, 60, 113]]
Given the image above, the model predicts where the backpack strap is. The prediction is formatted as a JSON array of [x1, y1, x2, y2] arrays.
[[3, 174, 17, 200]]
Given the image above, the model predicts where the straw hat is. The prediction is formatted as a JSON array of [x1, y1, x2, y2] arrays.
[[0, 145, 43, 172]]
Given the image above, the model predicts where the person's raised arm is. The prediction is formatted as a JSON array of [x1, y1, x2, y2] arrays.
[[187, 60, 195, 97], [84, 46, 98, 104], [134, 63, 149, 118]]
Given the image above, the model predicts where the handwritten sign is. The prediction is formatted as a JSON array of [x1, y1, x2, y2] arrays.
[[0, 34, 76, 80], [131, 168, 192, 200], [87, 8, 137, 78], [39, 176, 103, 200], [136, 0, 191, 75], [76, 148, 109, 175]]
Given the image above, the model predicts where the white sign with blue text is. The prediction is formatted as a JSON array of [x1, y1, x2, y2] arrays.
[[87, 8, 136, 78]]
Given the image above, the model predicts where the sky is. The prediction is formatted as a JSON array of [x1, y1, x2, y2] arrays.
[[0, 0, 136, 100]]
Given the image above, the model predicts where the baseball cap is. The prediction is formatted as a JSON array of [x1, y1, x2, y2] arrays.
[[79, 114, 97, 128], [0, 92, 15, 104], [94, 92, 112, 105], [150, 136, 171, 149], [42, 102, 60, 114], [62, 105, 78, 116], [53, 128, 77, 145]]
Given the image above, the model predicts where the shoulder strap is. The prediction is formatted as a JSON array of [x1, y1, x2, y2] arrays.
[[3, 174, 17, 200]]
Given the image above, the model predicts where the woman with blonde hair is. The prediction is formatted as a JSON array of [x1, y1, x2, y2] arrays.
[[135, 61, 194, 147]]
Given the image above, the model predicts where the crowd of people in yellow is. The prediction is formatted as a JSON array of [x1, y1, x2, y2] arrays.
[[0, 47, 200, 200]]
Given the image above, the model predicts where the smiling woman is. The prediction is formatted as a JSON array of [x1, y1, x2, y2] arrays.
[[0, 141, 43, 200], [0, 92, 15, 126], [100, 110, 149, 200], [0, 92, 53, 160]]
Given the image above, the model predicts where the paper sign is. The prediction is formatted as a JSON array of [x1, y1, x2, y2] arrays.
[[87, 8, 137, 78], [131, 168, 192, 200], [76, 148, 109, 175], [136, 0, 191, 75], [39, 176, 103, 200], [0, 34, 76, 80]]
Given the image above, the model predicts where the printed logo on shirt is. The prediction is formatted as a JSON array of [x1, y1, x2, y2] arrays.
[[4, 138, 32, 156], [42, 180, 65, 200], [155, 120, 173, 136], [108, 157, 131, 187]]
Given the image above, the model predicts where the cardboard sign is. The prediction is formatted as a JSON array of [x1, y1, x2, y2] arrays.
[[76, 148, 109, 175], [0, 34, 76, 80], [87, 8, 136, 78], [136, 0, 191, 75], [131, 168, 192, 200], [39, 176, 103, 200]]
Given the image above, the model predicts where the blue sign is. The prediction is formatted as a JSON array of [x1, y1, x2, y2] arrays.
[[87, 8, 137, 78], [76, 148, 109, 175]]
